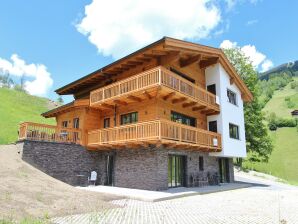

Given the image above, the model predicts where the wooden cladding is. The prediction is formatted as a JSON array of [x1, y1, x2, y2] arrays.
[[87, 119, 221, 152], [90, 66, 219, 112], [18, 122, 82, 144]]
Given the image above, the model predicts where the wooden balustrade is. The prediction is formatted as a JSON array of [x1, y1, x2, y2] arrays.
[[88, 119, 221, 151], [90, 66, 218, 108], [18, 122, 82, 144]]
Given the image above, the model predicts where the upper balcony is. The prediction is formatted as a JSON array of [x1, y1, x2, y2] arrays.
[[90, 66, 219, 115]]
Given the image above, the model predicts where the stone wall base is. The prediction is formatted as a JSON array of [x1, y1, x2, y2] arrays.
[[17, 141, 234, 190]]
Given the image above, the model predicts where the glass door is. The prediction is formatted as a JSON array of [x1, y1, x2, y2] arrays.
[[219, 158, 230, 183], [168, 155, 186, 188], [105, 155, 114, 186]]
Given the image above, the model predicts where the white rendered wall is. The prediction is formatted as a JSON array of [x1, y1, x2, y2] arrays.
[[205, 64, 247, 158]]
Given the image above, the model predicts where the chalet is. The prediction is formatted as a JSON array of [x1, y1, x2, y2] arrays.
[[18, 37, 252, 190]]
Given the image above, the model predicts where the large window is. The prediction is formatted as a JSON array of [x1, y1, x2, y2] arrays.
[[103, 118, 110, 128], [229, 123, 239, 139], [227, 89, 237, 105], [120, 112, 138, 125], [199, 156, 204, 171], [73, 118, 79, 129], [171, 111, 196, 127], [62, 121, 68, 128]]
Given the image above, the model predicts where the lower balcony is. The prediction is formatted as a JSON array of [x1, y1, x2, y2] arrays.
[[18, 122, 82, 144], [87, 119, 221, 152]]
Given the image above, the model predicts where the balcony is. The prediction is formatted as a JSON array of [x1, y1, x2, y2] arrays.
[[87, 119, 221, 152], [18, 122, 82, 144], [90, 66, 219, 114]]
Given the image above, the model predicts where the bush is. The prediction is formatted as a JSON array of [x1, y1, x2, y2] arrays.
[[267, 112, 297, 129], [290, 81, 298, 89], [276, 117, 297, 127]]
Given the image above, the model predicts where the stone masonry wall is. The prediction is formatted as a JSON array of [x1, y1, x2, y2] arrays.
[[17, 140, 106, 186]]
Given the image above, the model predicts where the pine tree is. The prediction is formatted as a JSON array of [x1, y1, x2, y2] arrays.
[[222, 48, 273, 166]]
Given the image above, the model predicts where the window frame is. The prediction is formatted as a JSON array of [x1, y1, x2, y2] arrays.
[[62, 121, 68, 128], [199, 156, 204, 171], [73, 118, 79, 129], [229, 123, 240, 140], [103, 117, 110, 128], [171, 111, 196, 127], [227, 89, 237, 106], [120, 111, 138, 125]]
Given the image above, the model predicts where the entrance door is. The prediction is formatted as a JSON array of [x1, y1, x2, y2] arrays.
[[168, 155, 186, 188], [218, 158, 230, 183], [105, 155, 114, 186]]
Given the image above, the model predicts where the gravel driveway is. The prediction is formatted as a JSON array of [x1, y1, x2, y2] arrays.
[[53, 171, 298, 224]]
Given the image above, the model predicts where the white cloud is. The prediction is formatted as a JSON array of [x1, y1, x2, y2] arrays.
[[0, 54, 53, 96], [224, 0, 261, 11], [246, 19, 258, 26], [220, 40, 273, 72], [261, 59, 273, 72], [76, 0, 221, 59]]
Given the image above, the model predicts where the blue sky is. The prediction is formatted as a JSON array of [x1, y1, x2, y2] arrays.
[[0, 0, 297, 101]]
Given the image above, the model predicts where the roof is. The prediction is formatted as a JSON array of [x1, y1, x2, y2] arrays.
[[56, 37, 253, 102], [291, 110, 298, 115], [42, 99, 89, 118]]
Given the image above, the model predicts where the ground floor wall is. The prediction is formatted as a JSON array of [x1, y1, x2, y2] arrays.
[[17, 141, 234, 190]]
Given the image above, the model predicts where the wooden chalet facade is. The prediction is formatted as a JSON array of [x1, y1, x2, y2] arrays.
[[18, 37, 252, 190]]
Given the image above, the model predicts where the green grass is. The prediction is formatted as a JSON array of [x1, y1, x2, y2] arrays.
[[243, 127, 298, 185], [243, 78, 298, 185], [263, 77, 298, 118], [0, 88, 55, 144]]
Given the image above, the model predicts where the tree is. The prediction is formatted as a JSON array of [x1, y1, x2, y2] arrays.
[[0, 69, 14, 88], [57, 96, 64, 104], [222, 48, 273, 166]]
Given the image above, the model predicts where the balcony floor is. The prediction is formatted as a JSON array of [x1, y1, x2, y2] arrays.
[[90, 85, 219, 115]]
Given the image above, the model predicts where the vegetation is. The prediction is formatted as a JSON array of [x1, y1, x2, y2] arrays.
[[0, 88, 55, 144], [263, 77, 298, 118], [259, 60, 298, 80], [223, 48, 272, 165], [243, 128, 298, 185]]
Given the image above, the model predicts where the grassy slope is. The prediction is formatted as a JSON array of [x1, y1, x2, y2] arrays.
[[0, 88, 56, 144], [263, 77, 298, 118], [244, 79, 298, 185], [243, 128, 298, 185]]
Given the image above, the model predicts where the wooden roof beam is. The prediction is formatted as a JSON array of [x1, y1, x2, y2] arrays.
[[199, 57, 219, 69], [180, 54, 202, 68], [172, 97, 187, 104], [100, 103, 114, 110], [143, 91, 152, 100], [127, 95, 142, 102], [182, 102, 197, 108], [113, 99, 127, 106], [192, 105, 206, 111], [163, 92, 176, 101]]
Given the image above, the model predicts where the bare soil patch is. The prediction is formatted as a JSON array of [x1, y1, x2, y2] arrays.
[[0, 144, 119, 221]]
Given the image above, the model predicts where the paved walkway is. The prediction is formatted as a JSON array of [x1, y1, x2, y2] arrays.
[[77, 182, 251, 202], [52, 171, 298, 224]]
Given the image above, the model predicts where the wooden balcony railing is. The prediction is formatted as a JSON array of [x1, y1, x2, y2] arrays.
[[90, 66, 218, 109], [87, 119, 221, 151], [18, 122, 82, 144]]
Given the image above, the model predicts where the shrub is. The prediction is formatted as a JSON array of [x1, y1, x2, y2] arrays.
[[276, 117, 297, 127]]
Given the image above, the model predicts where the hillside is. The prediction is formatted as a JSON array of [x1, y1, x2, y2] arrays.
[[243, 79, 298, 185], [263, 77, 298, 118], [0, 88, 56, 144], [259, 60, 298, 80], [0, 145, 116, 221]]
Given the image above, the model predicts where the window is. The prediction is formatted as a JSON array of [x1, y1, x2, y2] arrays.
[[62, 121, 68, 128], [170, 67, 195, 83], [73, 118, 79, 129], [208, 121, 217, 133], [120, 112, 138, 125], [103, 118, 110, 128], [199, 156, 204, 171], [227, 89, 237, 105], [171, 111, 196, 127], [229, 123, 239, 139], [207, 84, 216, 95]]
